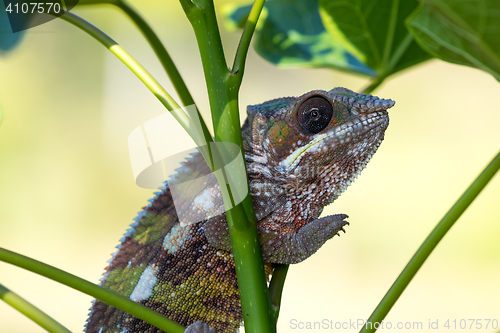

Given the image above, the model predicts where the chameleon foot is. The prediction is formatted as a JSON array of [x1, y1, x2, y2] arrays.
[[260, 214, 349, 264]]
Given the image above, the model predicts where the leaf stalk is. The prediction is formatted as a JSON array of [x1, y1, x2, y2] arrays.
[[360, 150, 500, 333], [0, 248, 185, 333], [0, 283, 71, 333]]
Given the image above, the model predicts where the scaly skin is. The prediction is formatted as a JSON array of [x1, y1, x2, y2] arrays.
[[85, 88, 394, 333]]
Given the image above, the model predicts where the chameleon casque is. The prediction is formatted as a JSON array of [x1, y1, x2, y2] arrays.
[[85, 87, 394, 333]]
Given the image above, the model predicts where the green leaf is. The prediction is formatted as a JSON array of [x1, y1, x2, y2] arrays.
[[319, 0, 432, 77], [0, 1, 26, 53], [221, 3, 252, 32], [222, 0, 376, 76], [406, 0, 500, 82]]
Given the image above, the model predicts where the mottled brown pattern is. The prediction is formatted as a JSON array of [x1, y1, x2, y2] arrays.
[[136, 227, 242, 332], [86, 88, 394, 333], [87, 180, 243, 333], [105, 238, 145, 272]]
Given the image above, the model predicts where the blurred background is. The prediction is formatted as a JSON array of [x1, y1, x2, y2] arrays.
[[0, 0, 499, 332]]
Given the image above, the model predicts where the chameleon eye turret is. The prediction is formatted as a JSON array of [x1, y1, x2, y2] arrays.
[[296, 95, 333, 134], [86, 88, 395, 333]]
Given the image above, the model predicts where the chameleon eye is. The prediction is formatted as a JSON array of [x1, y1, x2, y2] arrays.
[[297, 96, 333, 134]]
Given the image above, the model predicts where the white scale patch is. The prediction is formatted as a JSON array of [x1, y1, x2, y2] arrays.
[[129, 264, 159, 302], [193, 187, 217, 212], [162, 224, 192, 254]]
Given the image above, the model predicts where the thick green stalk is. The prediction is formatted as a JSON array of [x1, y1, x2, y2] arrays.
[[360, 150, 500, 333], [0, 283, 71, 333], [180, 0, 273, 332], [227, 0, 266, 219], [225, 204, 276, 332], [0, 248, 184, 333], [179, 0, 231, 139]]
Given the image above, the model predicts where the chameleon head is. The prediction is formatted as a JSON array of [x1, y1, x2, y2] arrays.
[[244, 87, 394, 207]]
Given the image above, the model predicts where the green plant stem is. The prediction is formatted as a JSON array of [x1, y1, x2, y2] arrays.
[[79, 0, 206, 117], [179, 0, 230, 138], [225, 204, 276, 333], [112, 0, 215, 147], [0, 248, 185, 333], [364, 32, 413, 95], [180, 0, 273, 332], [58, 10, 177, 109], [57, 10, 209, 149], [231, 0, 265, 76], [115, 0, 196, 107], [268, 264, 289, 321], [227, 0, 264, 219], [0, 283, 71, 333], [360, 150, 500, 333], [362, 75, 387, 95]]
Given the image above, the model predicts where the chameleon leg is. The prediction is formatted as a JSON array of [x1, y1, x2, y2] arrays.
[[204, 213, 349, 265], [259, 214, 349, 264]]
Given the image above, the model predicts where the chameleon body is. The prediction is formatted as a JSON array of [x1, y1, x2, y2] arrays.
[[85, 88, 394, 333]]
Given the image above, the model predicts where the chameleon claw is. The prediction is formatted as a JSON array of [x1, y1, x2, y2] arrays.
[[260, 213, 350, 264], [339, 222, 350, 234]]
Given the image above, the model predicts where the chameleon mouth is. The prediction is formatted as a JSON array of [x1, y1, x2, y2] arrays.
[[276, 111, 389, 172]]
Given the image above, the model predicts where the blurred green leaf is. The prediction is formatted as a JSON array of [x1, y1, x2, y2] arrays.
[[319, 0, 432, 78], [222, 0, 376, 76], [0, 1, 28, 54], [222, 2, 252, 32], [407, 0, 500, 82]]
